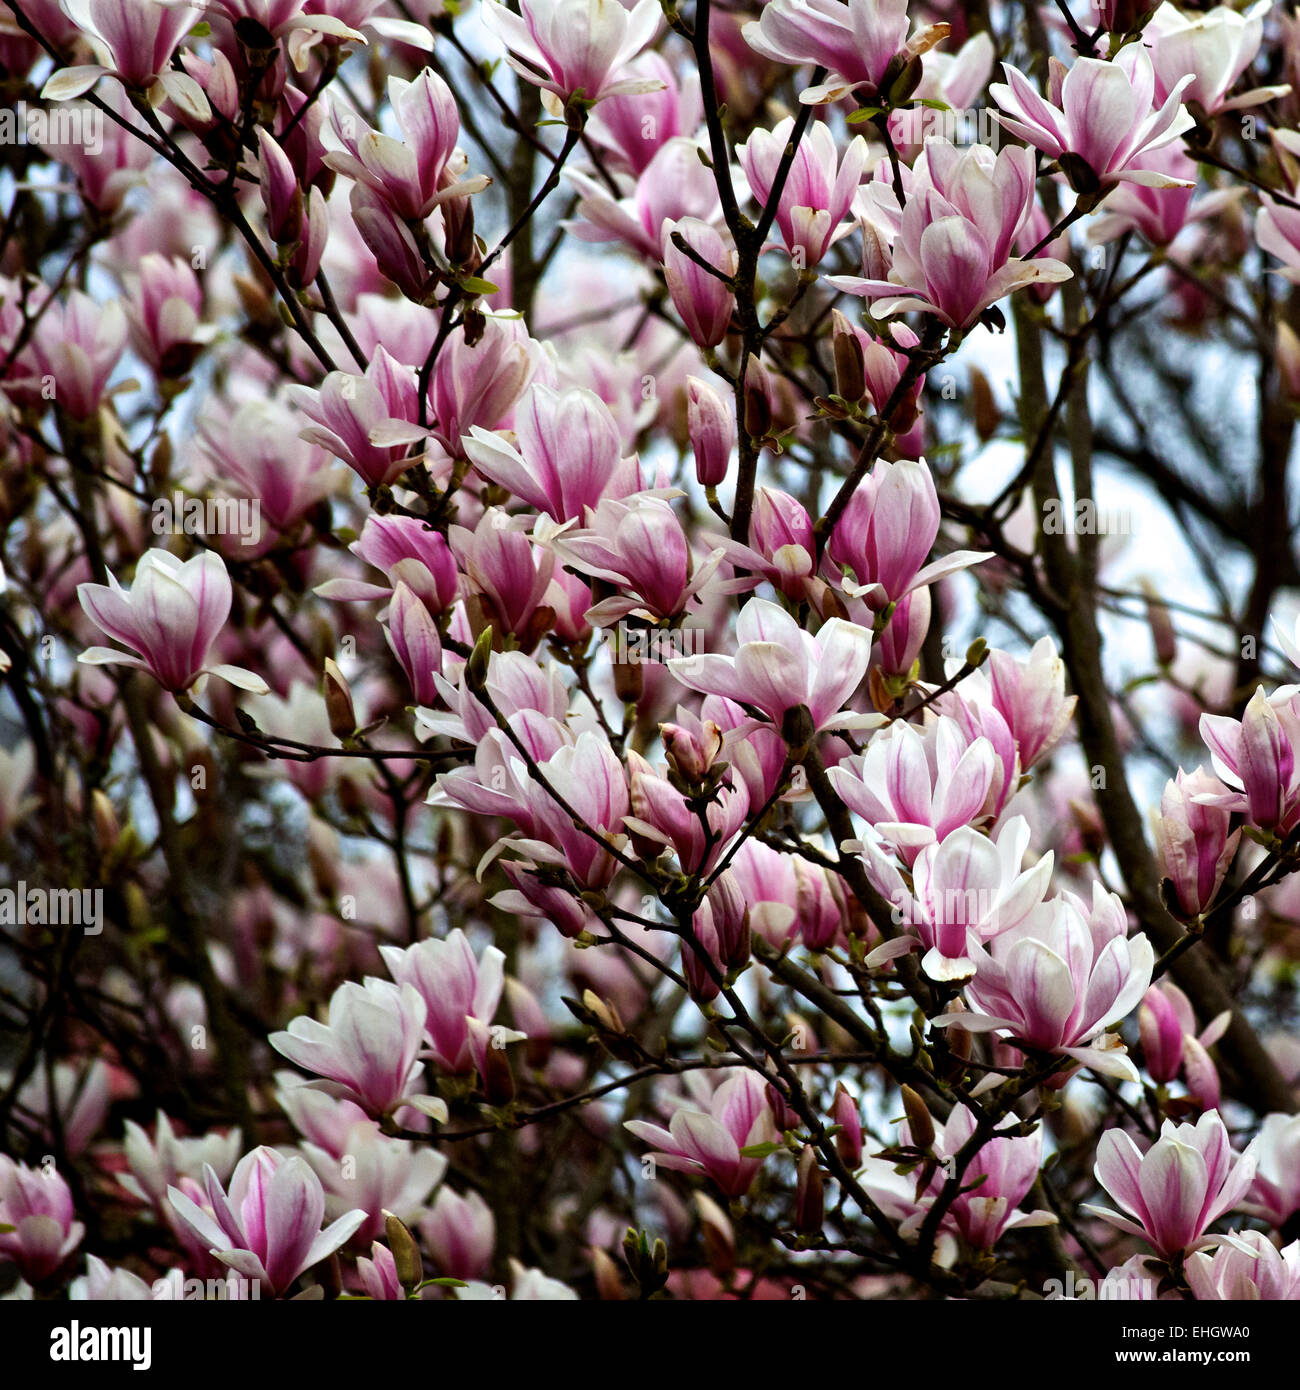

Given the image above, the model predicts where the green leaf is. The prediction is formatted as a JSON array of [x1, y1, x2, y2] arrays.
[[738, 1141, 781, 1158], [847, 107, 882, 124], [912, 98, 951, 111], [458, 277, 499, 296], [189, 21, 211, 35]]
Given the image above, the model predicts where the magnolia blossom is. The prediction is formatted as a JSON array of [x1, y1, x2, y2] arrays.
[[1139, 981, 1230, 1108], [950, 884, 1154, 1079], [1152, 767, 1240, 918], [22, 290, 127, 419], [826, 456, 991, 606], [1186, 1232, 1300, 1301], [379, 930, 506, 1074], [553, 495, 723, 624], [625, 1073, 778, 1198], [859, 1105, 1054, 1262], [861, 816, 1054, 980], [1086, 1111, 1258, 1258], [0, 1156, 84, 1283], [1143, 1, 1286, 115], [167, 1147, 367, 1296], [78, 550, 268, 694], [830, 142, 1070, 329], [481, 0, 663, 112], [1199, 685, 1300, 832], [661, 217, 737, 350], [830, 717, 998, 864], [421, 1187, 496, 1280], [464, 384, 636, 523], [669, 598, 881, 737], [119, 1111, 243, 1212], [742, 0, 937, 106], [567, 137, 720, 261], [291, 346, 423, 489], [736, 118, 867, 266], [269, 977, 429, 1116], [324, 72, 487, 221], [1243, 1112, 1300, 1227], [42, 0, 211, 121], [990, 48, 1195, 190]]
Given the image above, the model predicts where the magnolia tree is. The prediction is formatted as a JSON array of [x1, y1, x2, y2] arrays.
[[1, 0, 1300, 1309]]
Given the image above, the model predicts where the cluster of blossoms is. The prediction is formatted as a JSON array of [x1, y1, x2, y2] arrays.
[[0, 0, 1298, 1314]]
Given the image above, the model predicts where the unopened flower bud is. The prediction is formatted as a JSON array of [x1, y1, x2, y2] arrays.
[[322, 658, 356, 740], [384, 1211, 424, 1293], [831, 310, 866, 403], [794, 1145, 824, 1234], [899, 1084, 935, 1151], [832, 1082, 863, 1168]]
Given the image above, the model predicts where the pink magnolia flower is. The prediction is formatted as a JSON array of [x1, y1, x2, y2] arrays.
[[378, 929, 505, 1074], [1138, 981, 1229, 1108], [874, 586, 929, 679], [711, 486, 817, 600], [299, 1123, 446, 1244], [325, 72, 487, 221], [198, 400, 339, 536], [42, 0, 210, 121], [317, 513, 459, 610], [954, 884, 1155, 1079], [1152, 767, 1240, 918], [1086, 1111, 1259, 1258], [451, 509, 556, 642], [826, 456, 991, 606], [40, 91, 152, 213], [1186, 1232, 1300, 1301], [661, 217, 737, 350], [1087, 146, 1245, 248], [959, 634, 1076, 771], [830, 142, 1071, 329], [626, 751, 750, 873], [1143, 1, 1286, 116], [1243, 1113, 1300, 1228], [686, 376, 734, 487], [78, 550, 268, 694], [291, 346, 424, 489], [860, 816, 1053, 980], [269, 977, 429, 1116], [625, 1072, 778, 1198], [417, 648, 568, 746], [427, 314, 541, 462], [481, 0, 663, 112], [356, 1242, 403, 1300], [1199, 685, 1300, 832], [119, 1110, 243, 1212], [829, 717, 998, 864], [464, 384, 636, 522], [554, 495, 724, 624], [742, 0, 927, 106], [858, 1104, 1054, 1261], [990, 48, 1196, 191], [737, 118, 867, 267], [669, 597, 881, 737], [587, 52, 701, 176], [384, 581, 443, 706], [124, 253, 207, 375], [421, 1187, 495, 1280], [167, 1147, 367, 1296], [0, 1156, 84, 1283], [24, 289, 127, 420], [567, 137, 721, 261], [518, 731, 631, 889]]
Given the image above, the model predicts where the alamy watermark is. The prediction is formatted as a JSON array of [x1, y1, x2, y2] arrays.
[[892, 106, 1002, 150], [0, 882, 102, 934], [0, 102, 102, 156], [151, 492, 262, 548]]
